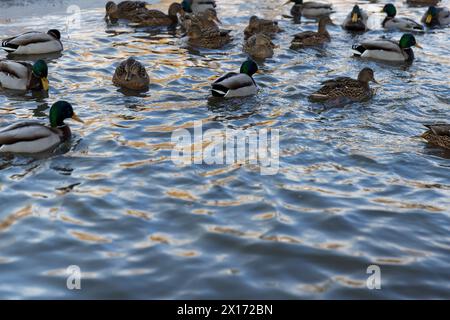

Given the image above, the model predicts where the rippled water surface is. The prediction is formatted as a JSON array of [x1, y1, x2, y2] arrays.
[[0, 0, 450, 299]]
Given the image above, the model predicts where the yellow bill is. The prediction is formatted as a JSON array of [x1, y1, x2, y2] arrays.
[[41, 77, 49, 91], [425, 14, 432, 24], [72, 113, 84, 123], [351, 13, 358, 23], [415, 43, 423, 49]]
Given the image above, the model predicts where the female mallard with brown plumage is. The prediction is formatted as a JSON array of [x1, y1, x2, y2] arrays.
[[131, 3, 183, 26], [113, 57, 150, 91], [309, 68, 378, 103], [342, 5, 368, 32], [105, 1, 149, 22], [244, 16, 282, 39], [290, 16, 334, 49], [422, 124, 450, 150], [186, 24, 232, 49], [244, 33, 276, 60], [0, 59, 49, 92], [0, 101, 83, 154]]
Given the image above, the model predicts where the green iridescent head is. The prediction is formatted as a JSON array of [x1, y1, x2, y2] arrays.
[[399, 33, 420, 49], [32, 60, 49, 91], [382, 4, 397, 17], [181, 0, 192, 13], [240, 59, 258, 76], [49, 101, 83, 127]]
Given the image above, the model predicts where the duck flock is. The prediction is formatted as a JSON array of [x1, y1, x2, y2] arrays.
[[0, 0, 449, 154]]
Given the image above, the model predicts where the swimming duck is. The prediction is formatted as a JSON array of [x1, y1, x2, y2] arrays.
[[243, 33, 276, 60], [113, 57, 150, 91], [0, 101, 83, 154], [290, 16, 334, 49], [407, 0, 440, 7], [183, 0, 216, 14], [105, 1, 149, 22], [342, 5, 368, 32], [352, 33, 421, 63], [186, 24, 232, 49], [180, 7, 221, 31], [244, 16, 282, 39], [285, 0, 333, 23], [211, 59, 258, 98], [421, 6, 450, 27], [308, 67, 377, 103], [1, 30, 62, 55], [132, 3, 183, 26], [382, 4, 424, 31], [0, 60, 49, 91], [422, 124, 450, 150]]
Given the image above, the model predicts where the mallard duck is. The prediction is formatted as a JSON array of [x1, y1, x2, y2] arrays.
[[180, 7, 221, 31], [183, 0, 216, 14], [1, 30, 62, 55], [407, 0, 440, 7], [113, 57, 150, 91], [0, 60, 49, 91], [186, 24, 232, 49], [421, 6, 450, 27], [422, 124, 450, 150], [352, 33, 421, 63], [211, 59, 258, 98], [382, 4, 424, 31], [290, 16, 334, 49], [105, 1, 149, 22], [342, 5, 368, 32], [132, 3, 183, 26], [0, 101, 83, 154], [308, 68, 377, 103], [284, 0, 333, 23], [243, 33, 276, 60], [244, 16, 282, 39]]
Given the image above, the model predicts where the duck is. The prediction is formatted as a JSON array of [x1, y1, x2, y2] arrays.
[[422, 124, 450, 150], [0, 101, 83, 154], [105, 1, 149, 22], [284, 0, 333, 23], [244, 16, 282, 39], [0, 59, 49, 91], [308, 68, 378, 103], [1, 30, 63, 55], [243, 33, 276, 60], [113, 57, 150, 91], [183, 0, 216, 14], [382, 4, 424, 31], [352, 33, 421, 63], [186, 24, 232, 49], [406, 0, 440, 7], [211, 59, 258, 98], [180, 8, 221, 31], [131, 3, 183, 26], [290, 16, 334, 49], [421, 6, 450, 27], [342, 5, 368, 32]]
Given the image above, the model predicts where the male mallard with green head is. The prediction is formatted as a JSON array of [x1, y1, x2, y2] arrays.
[[0, 101, 83, 154], [2, 30, 62, 55], [113, 57, 150, 91], [342, 5, 368, 32], [284, 0, 333, 23], [352, 33, 422, 63], [382, 4, 424, 31], [290, 16, 334, 49], [421, 6, 450, 27], [0, 59, 49, 92], [309, 68, 378, 103], [422, 124, 450, 150], [211, 60, 259, 98], [244, 33, 276, 60], [244, 16, 282, 39]]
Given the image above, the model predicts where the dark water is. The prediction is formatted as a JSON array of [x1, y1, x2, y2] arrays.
[[0, 0, 450, 299]]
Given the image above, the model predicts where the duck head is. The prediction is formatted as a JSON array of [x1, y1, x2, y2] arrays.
[[105, 1, 118, 19], [358, 68, 378, 84], [351, 5, 362, 23], [32, 60, 49, 91], [49, 101, 83, 128], [399, 33, 422, 49], [240, 59, 259, 76], [382, 4, 397, 18], [424, 6, 437, 25], [47, 29, 61, 40]]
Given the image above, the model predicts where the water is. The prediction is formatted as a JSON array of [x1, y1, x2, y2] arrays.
[[0, 0, 450, 299]]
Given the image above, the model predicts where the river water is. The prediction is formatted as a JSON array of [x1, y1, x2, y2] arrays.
[[0, 0, 449, 299]]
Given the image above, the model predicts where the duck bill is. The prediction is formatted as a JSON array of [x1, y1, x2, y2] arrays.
[[72, 113, 84, 123], [282, 0, 291, 6], [425, 14, 432, 24], [372, 78, 379, 84], [415, 43, 423, 49], [41, 77, 49, 91], [351, 13, 358, 23]]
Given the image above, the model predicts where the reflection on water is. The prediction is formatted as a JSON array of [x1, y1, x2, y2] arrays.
[[0, 0, 450, 299]]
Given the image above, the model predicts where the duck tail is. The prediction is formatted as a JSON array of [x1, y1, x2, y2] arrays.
[[211, 84, 228, 97], [351, 44, 365, 56], [1, 40, 18, 52]]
